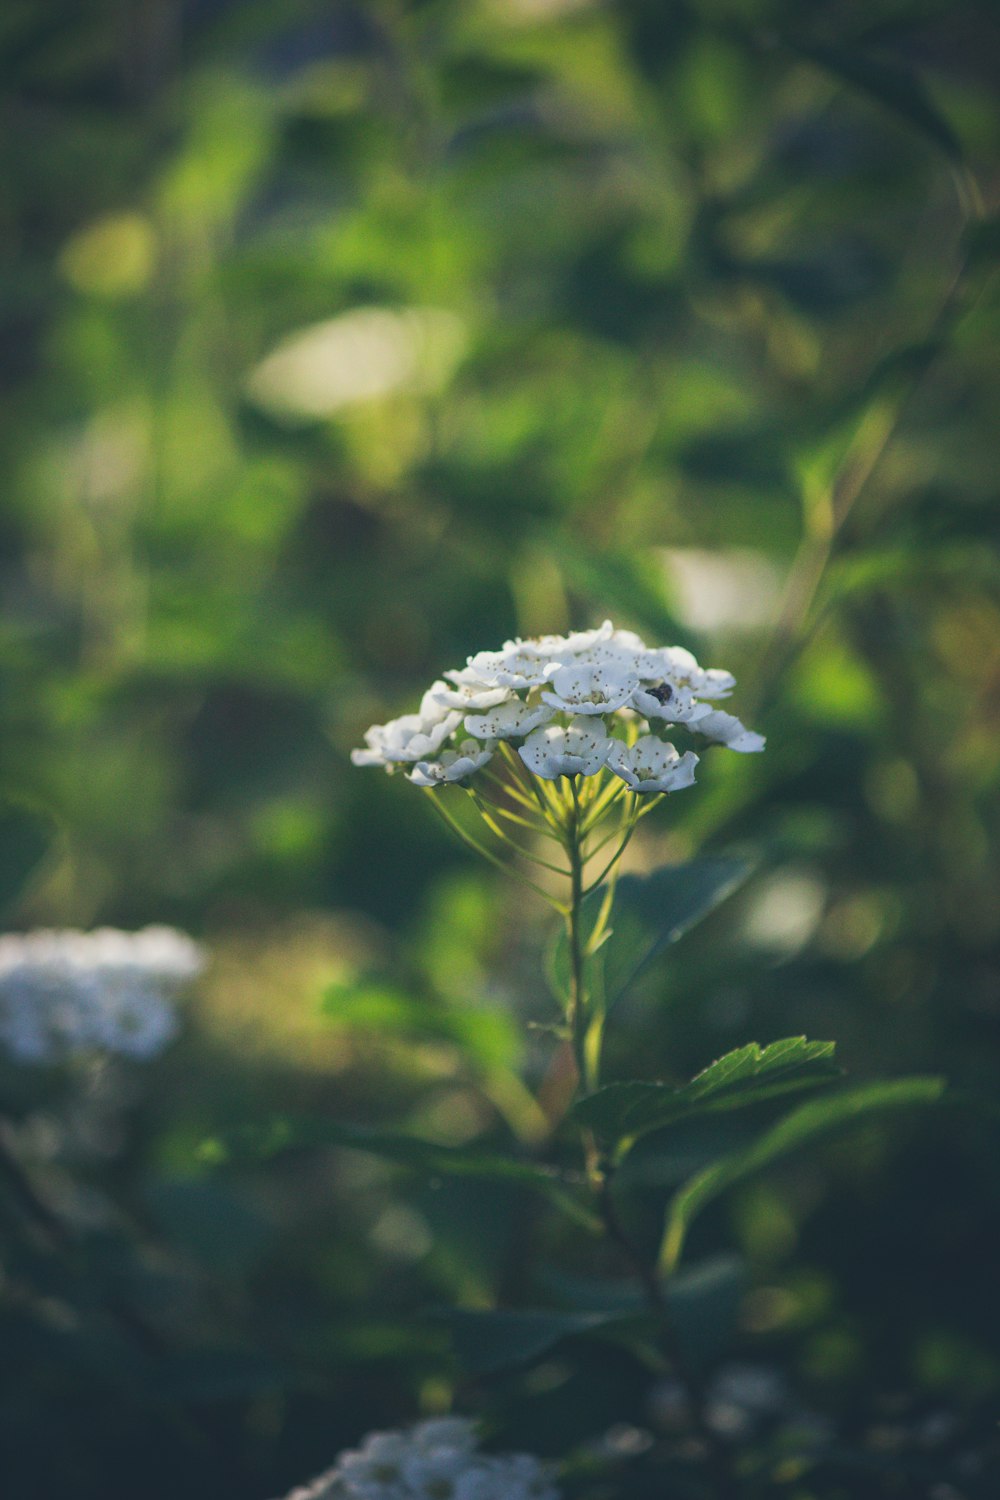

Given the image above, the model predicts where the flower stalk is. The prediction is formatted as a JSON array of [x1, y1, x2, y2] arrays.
[[351, 622, 764, 1487]]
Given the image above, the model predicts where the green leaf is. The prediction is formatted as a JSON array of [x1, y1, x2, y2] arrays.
[[536, 1266, 647, 1316], [574, 1037, 841, 1145], [792, 40, 964, 162], [666, 1254, 746, 1373], [142, 1179, 272, 1275], [435, 1306, 633, 1376], [550, 856, 751, 1012], [659, 1077, 946, 1273], [320, 981, 520, 1070], [603, 858, 752, 1004], [0, 802, 57, 916], [155, 1349, 287, 1401], [198, 1117, 598, 1230], [964, 215, 1000, 268]]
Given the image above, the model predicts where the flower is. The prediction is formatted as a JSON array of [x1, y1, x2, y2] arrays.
[[693, 709, 766, 753], [351, 683, 463, 769], [607, 737, 700, 793], [540, 663, 639, 716], [351, 621, 763, 793], [519, 715, 612, 780], [408, 741, 495, 786], [271, 1416, 560, 1500], [0, 926, 205, 1065], [462, 699, 555, 741]]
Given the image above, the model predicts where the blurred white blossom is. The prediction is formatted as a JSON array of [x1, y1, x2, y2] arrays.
[[0, 926, 204, 1064], [351, 621, 764, 792], [246, 307, 466, 422], [273, 1416, 560, 1500]]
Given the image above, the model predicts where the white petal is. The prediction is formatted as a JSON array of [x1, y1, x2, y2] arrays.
[[463, 699, 555, 740], [518, 715, 612, 779], [695, 710, 766, 753], [433, 681, 513, 710], [540, 663, 638, 715], [408, 740, 494, 785], [631, 686, 712, 724], [608, 736, 699, 792]]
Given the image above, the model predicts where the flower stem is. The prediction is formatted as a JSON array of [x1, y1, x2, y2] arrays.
[[566, 779, 596, 1098], [424, 790, 568, 912], [594, 1161, 735, 1489]]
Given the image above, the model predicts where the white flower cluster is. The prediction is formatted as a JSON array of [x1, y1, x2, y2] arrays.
[[352, 621, 763, 793], [0, 926, 205, 1065], [275, 1417, 560, 1500]]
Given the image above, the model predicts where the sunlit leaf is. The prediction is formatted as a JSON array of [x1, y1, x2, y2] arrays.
[[320, 981, 520, 1071], [574, 1037, 841, 1144]]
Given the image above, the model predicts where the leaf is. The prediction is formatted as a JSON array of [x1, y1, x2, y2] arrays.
[[320, 981, 520, 1070], [792, 40, 964, 162], [155, 1349, 287, 1402], [666, 1254, 746, 1373], [550, 856, 752, 1013], [198, 1117, 598, 1231], [0, 802, 57, 916], [536, 1266, 647, 1316], [659, 1077, 946, 1273], [964, 215, 1000, 269], [603, 858, 753, 1004], [574, 1037, 841, 1145], [142, 1179, 272, 1275], [435, 1307, 633, 1376]]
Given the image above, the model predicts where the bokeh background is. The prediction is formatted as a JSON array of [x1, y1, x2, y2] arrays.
[[1, 1, 999, 1496]]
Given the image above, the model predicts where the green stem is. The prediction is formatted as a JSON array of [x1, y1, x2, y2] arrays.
[[566, 779, 594, 1096], [594, 1163, 735, 1488], [469, 793, 571, 876], [582, 818, 637, 897], [424, 791, 567, 912]]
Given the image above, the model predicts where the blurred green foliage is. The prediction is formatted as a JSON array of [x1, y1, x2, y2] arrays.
[[1, 0, 999, 1496]]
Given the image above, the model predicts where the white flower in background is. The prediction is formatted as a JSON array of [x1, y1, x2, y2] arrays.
[[245, 306, 466, 424], [271, 1417, 560, 1500], [408, 741, 495, 786], [519, 715, 612, 779], [0, 927, 204, 1065], [351, 621, 763, 792], [608, 737, 700, 793]]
